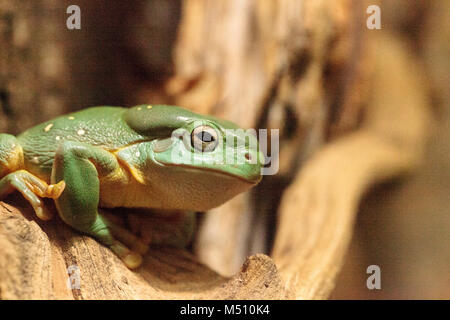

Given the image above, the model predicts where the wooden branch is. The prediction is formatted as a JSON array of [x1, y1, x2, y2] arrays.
[[0, 197, 292, 299]]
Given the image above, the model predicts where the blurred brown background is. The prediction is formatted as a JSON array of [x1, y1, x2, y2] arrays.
[[331, 0, 450, 299], [0, 0, 448, 299]]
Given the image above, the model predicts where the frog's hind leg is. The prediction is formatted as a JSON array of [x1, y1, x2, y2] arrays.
[[0, 170, 65, 220], [51, 141, 148, 269], [0, 134, 64, 220], [0, 134, 23, 178]]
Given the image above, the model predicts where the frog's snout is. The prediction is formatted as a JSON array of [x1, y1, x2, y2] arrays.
[[238, 147, 264, 184]]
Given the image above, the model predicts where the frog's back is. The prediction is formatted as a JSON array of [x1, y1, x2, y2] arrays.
[[18, 106, 144, 178]]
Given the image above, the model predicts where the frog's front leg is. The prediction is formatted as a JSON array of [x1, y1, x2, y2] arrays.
[[51, 141, 148, 269]]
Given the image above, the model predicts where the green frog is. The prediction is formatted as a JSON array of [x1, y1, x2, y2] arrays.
[[0, 105, 263, 268]]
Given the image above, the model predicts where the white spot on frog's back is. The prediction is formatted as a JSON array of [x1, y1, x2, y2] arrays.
[[55, 136, 61, 141], [77, 129, 85, 136], [146, 105, 152, 109], [68, 116, 75, 120], [44, 123, 54, 132], [32, 156, 39, 164], [135, 151, 140, 158], [137, 107, 142, 111]]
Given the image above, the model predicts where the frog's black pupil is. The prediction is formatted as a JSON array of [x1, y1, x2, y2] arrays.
[[198, 131, 214, 142]]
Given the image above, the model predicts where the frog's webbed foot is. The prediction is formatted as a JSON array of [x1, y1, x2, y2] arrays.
[[101, 213, 149, 256], [0, 169, 65, 220], [91, 214, 146, 269]]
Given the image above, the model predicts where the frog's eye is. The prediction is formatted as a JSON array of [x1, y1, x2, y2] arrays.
[[191, 125, 219, 152]]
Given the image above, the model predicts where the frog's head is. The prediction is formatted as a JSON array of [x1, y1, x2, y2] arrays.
[[124, 105, 264, 211]]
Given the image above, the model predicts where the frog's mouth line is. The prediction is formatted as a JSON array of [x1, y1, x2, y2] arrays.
[[159, 162, 262, 185]]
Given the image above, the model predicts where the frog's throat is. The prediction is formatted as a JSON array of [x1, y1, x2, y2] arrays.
[[159, 162, 261, 185]]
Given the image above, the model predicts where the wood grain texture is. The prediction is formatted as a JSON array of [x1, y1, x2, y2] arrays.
[[0, 197, 292, 299]]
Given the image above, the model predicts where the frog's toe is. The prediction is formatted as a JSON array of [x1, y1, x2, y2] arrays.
[[45, 180, 66, 199], [123, 251, 143, 269], [110, 240, 143, 269], [20, 191, 53, 220], [102, 214, 149, 255], [34, 203, 53, 221]]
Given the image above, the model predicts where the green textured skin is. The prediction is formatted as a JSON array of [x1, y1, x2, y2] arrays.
[[0, 104, 263, 268], [18, 106, 144, 177]]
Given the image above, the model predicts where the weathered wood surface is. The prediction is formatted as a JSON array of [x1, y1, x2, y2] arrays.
[[0, 196, 291, 299]]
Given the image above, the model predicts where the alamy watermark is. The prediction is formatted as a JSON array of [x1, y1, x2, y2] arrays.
[[366, 5, 381, 30], [66, 5, 81, 30], [366, 265, 381, 290], [67, 264, 81, 290], [67, 4, 382, 31]]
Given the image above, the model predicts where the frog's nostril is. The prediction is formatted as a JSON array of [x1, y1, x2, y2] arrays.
[[245, 153, 251, 161]]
